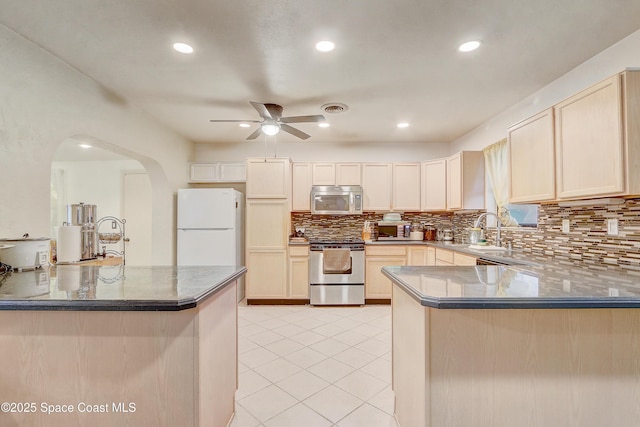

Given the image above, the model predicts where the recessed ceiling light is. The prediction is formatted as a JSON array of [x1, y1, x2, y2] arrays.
[[315, 40, 335, 52], [78, 144, 92, 149], [397, 122, 410, 128], [173, 42, 194, 54], [318, 122, 330, 128], [458, 40, 482, 52], [239, 123, 251, 128]]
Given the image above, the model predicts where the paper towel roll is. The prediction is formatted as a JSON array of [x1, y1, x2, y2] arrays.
[[57, 225, 82, 263]]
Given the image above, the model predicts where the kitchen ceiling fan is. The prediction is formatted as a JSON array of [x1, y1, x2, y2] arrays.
[[210, 102, 326, 140]]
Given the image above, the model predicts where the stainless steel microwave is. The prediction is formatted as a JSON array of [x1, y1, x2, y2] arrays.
[[311, 185, 363, 215]]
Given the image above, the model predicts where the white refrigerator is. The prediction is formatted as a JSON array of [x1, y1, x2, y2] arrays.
[[177, 188, 244, 299]]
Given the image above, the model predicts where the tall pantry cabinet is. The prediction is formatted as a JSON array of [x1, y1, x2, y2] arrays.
[[245, 158, 291, 300]]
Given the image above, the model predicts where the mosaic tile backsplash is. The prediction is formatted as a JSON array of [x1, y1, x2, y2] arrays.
[[487, 198, 640, 272], [290, 211, 481, 241], [292, 197, 640, 272]]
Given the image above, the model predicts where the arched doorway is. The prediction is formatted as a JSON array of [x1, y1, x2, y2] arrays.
[[51, 137, 152, 265]]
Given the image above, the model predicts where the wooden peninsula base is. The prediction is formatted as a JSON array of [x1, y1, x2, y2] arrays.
[[0, 266, 242, 427], [392, 283, 640, 427]]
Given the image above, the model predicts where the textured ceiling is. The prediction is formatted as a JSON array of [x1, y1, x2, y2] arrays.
[[3, 0, 640, 146]]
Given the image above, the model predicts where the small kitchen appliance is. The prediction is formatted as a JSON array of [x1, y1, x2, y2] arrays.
[[376, 221, 411, 240], [66, 203, 98, 260], [0, 237, 50, 271]]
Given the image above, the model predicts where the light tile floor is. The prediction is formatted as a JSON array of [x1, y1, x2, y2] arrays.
[[231, 303, 398, 427]]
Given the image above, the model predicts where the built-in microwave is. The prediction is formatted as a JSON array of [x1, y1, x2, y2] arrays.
[[376, 221, 411, 240], [311, 185, 363, 215]]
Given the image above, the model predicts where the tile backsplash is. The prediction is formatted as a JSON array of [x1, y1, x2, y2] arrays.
[[486, 198, 640, 272], [290, 211, 480, 240], [293, 198, 640, 272]]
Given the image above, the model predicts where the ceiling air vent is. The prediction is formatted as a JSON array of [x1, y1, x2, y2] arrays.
[[321, 103, 349, 114]]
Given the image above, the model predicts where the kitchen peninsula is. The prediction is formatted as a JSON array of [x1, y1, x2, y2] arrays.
[[384, 264, 640, 427], [0, 264, 245, 427]]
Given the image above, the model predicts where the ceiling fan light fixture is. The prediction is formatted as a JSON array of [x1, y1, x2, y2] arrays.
[[261, 122, 280, 136]]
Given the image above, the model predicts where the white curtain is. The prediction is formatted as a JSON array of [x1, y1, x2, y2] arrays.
[[482, 139, 519, 227]]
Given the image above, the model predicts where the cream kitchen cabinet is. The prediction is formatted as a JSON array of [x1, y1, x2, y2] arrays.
[[434, 247, 454, 266], [365, 245, 406, 300], [554, 71, 640, 200], [508, 108, 556, 203], [312, 163, 336, 185], [392, 163, 421, 211], [435, 247, 476, 266], [447, 151, 485, 210], [188, 162, 247, 183], [406, 246, 428, 266], [426, 246, 436, 266], [362, 163, 393, 211], [288, 245, 309, 299], [245, 156, 291, 301], [246, 157, 291, 198], [336, 163, 362, 185], [246, 250, 288, 298], [312, 162, 362, 186], [291, 162, 312, 211], [421, 159, 447, 211], [453, 252, 477, 266], [245, 199, 290, 300]]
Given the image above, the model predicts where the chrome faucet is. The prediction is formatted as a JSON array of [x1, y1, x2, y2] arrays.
[[473, 212, 504, 247]]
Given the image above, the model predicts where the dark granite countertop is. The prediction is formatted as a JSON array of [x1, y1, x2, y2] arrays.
[[0, 264, 246, 311], [382, 264, 640, 309]]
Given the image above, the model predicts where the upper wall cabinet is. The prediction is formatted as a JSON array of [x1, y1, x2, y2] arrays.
[[362, 163, 393, 211], [392, 163, 421, 211], [554, 71, 640, 200], [447, 151, 484, 210], [312, 163, 336, 186], [189, 162, 246, 183], [421, 159, 447, 211], [335, 163, 362, 185], [508, 108, 555, 203], [246, 158, 291, 198], [291, 162, 312, 211]]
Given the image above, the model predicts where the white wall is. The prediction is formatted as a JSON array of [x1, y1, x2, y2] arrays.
[[195, 140, 451, 163], [450, 29, 640, 153], [52, 159, 144, 226], [0, 25, 194, 264]]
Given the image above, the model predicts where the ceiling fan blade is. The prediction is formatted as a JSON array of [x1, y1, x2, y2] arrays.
[[280, 124, 311, 140], [280, 115, 326, 124], [264, 103, 283, 120], [246, 128, 263, 140], [250, 101, 273, 119], [209, 119, 260, 123]]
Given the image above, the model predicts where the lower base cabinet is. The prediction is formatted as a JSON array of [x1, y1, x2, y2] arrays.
[[288, 246, 309, 299], [407, 246, 429, 266], [246, 250, 287, 299], [365, 245, 407, 299]]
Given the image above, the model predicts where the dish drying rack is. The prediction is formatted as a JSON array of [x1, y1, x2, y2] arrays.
[[96, 216, 127, 264]]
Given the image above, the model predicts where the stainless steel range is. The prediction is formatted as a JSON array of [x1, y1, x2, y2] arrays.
[[309, 238, 365, 305]]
